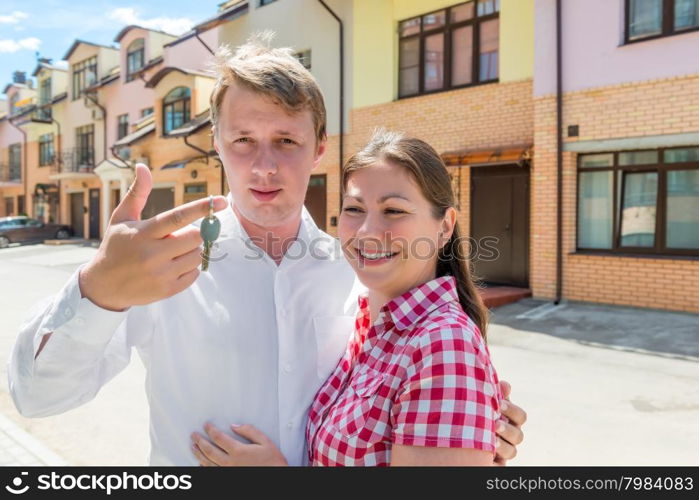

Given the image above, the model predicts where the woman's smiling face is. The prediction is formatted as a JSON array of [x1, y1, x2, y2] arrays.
[[339, 160, 454, 301]]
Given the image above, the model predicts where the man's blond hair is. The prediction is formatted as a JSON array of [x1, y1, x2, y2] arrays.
[[210, 32, 327, 143]]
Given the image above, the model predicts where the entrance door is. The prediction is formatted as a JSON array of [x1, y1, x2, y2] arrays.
[[70, 192, 85, 239], [470, 165, 529, 287], [89, 188, 100, 239], [141, 187, 175, 220], [305, 174, 327, 231]]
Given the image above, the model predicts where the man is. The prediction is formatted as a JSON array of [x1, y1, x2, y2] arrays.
[[8, 38, 526, 466]]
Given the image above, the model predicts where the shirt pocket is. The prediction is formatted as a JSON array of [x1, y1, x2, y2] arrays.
[[313, 315, 354, 381], [332, 365, 388, 441]]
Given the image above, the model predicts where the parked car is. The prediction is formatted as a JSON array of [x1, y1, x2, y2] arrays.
[[0, 216, 73, 248]]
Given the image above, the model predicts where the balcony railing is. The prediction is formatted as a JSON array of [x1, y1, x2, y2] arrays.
[[0, 162, 21, 183], [51, 148, 95, 175]]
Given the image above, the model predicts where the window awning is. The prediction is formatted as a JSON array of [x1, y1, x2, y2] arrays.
[[442, 145, 533, 167], [161, 161, 187, 170]]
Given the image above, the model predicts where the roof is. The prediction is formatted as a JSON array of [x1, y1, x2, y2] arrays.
[[441, 145, 534, 167], [31, 62, 67, 77], [63, 39, 117, 61], [113, 122, 155, 147], [51, 92, 67, 104], [164, 0, 248, 49], [114, 25, 178, 43], [165, 111, 211, 137], [3, 82, 31, 94], [145, 67, 213, 88]]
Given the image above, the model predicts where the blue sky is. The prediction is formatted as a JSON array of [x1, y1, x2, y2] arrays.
[[0, 0, 221, 96]]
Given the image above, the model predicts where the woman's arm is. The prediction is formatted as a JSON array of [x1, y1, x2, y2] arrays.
[[391, 444, 494, 466]]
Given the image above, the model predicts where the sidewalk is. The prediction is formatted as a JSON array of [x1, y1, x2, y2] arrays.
[[0, 413, 67, 466]]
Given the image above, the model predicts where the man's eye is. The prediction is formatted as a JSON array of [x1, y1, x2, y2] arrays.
[[234, 137, 251, 144], [280, 138, 297, 145]]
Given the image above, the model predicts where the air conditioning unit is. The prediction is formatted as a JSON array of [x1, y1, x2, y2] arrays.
[[91, 108, 104, 120]]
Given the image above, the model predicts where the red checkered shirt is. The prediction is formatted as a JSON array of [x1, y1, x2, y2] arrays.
[[306, 275, 502, 466]]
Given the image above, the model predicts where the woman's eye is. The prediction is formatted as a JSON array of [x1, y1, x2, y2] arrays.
[[385, 209, 406, 215], [342, 206, 363, 213]]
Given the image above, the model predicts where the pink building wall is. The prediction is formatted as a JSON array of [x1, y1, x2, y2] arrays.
[[103, 28, 161, 147], [535, 0, 699, 96], [162, 28, 218, 73]]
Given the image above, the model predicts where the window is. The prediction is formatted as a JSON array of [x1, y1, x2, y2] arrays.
[[141, 107, 154, 117], [9, 94, 20, 116], [294, 49, 312, 70], [398, 1, 499, 98], [163, 87, 191, 134], [37, 78, 52, 120], [259, 0, 278, 6], [39, 133, 54, 166], [72, 56, 98, 100], [126, 38, 145, 82], [577, 147, 699, 255], [75, 124, 95, 167], [626, 0, 699, 42], [117, 114, 129, 140], [8, 144, 21, 181]]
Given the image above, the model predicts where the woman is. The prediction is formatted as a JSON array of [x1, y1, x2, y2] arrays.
[[194, 129, 503, 466]]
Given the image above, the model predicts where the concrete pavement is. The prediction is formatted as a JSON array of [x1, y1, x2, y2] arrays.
[[0, 242, 697, 465]]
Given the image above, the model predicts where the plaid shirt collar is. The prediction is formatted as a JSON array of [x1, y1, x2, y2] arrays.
[[357, 275, 460, 332]]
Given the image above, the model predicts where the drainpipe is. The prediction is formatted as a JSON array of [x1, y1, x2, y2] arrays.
[[8, 117, 28, 214], [195, 33, 215, 55], [50, 113, 62, 223], [555, 0, 564, 305], [83, 92, 108, 165], [317, 0, 344, 219]]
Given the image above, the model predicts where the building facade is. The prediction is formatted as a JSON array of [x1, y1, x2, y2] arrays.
[[1, 0, 697, 313]]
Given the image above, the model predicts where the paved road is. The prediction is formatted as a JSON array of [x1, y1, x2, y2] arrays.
[[0, 242, 697, 465]]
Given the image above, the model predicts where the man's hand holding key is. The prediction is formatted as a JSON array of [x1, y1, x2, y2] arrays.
[[79, 164, 228, 312]]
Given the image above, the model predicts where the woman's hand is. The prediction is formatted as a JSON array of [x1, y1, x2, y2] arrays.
[[494, 380, 527, 465], [191, 423, 288, 466]]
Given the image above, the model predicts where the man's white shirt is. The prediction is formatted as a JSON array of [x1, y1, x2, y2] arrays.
[[7, 193, 364, 465]]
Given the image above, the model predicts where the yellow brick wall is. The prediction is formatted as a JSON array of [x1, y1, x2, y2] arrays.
[[533, 73, 699, 313]]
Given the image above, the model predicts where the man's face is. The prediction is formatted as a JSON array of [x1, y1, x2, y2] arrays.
[[213, 82, 325, 229]]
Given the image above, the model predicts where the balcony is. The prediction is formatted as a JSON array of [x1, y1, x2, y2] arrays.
[[0, 162, 22, 186], [49, 148, 96, 180]]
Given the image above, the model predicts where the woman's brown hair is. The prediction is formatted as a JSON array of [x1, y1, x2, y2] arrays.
[[342, 129, 489, 340]]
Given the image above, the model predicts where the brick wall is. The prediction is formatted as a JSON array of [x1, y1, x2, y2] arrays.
[[320, 79, 535, 236], [533, 73, 699, 313]]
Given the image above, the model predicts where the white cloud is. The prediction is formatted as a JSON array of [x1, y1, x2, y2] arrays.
[[108, 7, 193, 36], [0, 11, 28, 24], [0, 37, 41, 53], [0, 36, 40, 53]]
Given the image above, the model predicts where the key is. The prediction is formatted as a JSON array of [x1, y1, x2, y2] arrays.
[[200, 195, 221, 271]]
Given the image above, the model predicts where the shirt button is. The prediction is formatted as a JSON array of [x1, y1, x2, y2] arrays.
[[64, 307, 72, 318], [74, 317, 85, 326], [284, 364, 292, 373], [286, 422, 293, 429]]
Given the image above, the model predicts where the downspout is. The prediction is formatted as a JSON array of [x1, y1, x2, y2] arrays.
[[50, 113, 62, 222], [317, 0, 344, 220], [555, 0, 564, 305], [83, 92, 109, 166], [85, 92, 128, 169], [183, 135, 209, 163], [8, 118, 28, 214], [195, 33, 215, 55]]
